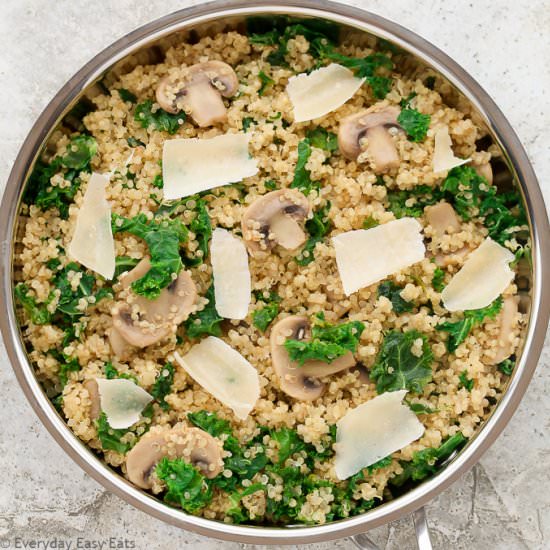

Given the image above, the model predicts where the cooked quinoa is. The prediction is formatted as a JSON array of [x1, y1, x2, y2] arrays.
[[14, 19, 528, 526]]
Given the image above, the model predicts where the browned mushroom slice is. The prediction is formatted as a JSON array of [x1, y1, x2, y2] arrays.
[[156, 61, 239, 127], [472, 160, 493, 185], [270, 316, 355, 400], [424, 201, 461, 237], [83, 379, 100, 421], [241, 190, 311, 256], [126, 426, 223, 489], [485, 296, 519, 365], [338, 106, 402, 173], [111, 257, 197, 349], [108, 327, 133, 360]]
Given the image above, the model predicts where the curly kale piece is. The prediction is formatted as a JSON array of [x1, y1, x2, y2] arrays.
[[296, 202, 332, 266], [284, 312, 365, 366], [290, 138, 320, 195], [252, 291, 282, 332], [134, 99, 183, 135], [150, 363, 175, 410], [437, 297, 503, 353], [306, 127, 338, 152], [183, 285, 223, 338], [111, 213, 187, 299], [156, 457, 213, 513], [370, 330, 433, 394], [25, 134, 98, 219], [377, 281, 415, 313], [391, 433, 467, 487], [397, 93, 431, 142]]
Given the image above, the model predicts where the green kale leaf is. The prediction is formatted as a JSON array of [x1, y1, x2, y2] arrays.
[[306, 127, 338, 152], [258, 70, 274, 96], [437, 297, 503, 353], [156, 457, 213, 513], [432, 267, 445, 292], [14, 284, 52, 325], [377, 281, 414, 313], [96, 412, 133, 454], [397, 94, 430, 142], [117, 88, 137, 103], [111, 213, 187, 299], [134, 100, 183, 135], [441, 165, 527, 246], [370, 330, 433, 394], [151, 362, 175, 410], [391, 433, 467, 487], [113, 256, 140, 279], [296, 202, 332, 266], [184, 285, 223, 338], [498, 358, 514, 376], [458, 370, 474, 392], [290, 138, 319, 195], [284, 313, 364, 366], [252, 291, 282, 332], [386, 185, 443, 218], [182, 198, 212, 267]]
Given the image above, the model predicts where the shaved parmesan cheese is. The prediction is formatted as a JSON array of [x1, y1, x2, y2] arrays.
[[95, 378, 153, 429], [334, 390, 424, 480], [211, 228, 251, 319], [332, 218, 426, 296], [433, 126, 471, 173], [68, 172, 115, 279], [174, 337, 260, 420], [286, 63, 365, 123], [442, 237, 515, 311], [162, 133, 258, 200]]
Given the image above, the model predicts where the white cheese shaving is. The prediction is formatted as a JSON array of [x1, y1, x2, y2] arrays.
[[433, 126, 471, 173], [211, 228, 251, 320], [95, 378, 153, 429], [68, 172, 115, 279], [334, 390, 425, 480], [162, 133, 258, 200], [332, 218, 426, 296], [286, 63, 365, 123], [442, 237, 515, 311], [174, 337, 260, 420]]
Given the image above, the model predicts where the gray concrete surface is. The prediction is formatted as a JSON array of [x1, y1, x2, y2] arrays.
[[0, 1, 548, 549]]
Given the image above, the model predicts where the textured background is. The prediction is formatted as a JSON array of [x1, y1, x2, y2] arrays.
[[0, 1, 549, 549]]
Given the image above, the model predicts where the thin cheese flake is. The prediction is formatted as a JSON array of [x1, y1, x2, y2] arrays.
[[174, 337, 260, 420], [334, 390, 425, 480], [95, 378, 153, 429], [286, 63, 365, 123], [442, 237, 515, 311], [68, 172, 115, 279], [211, 228, 251, 319], [433, 126, 471, 173], [162, 133, 258, 200], [332, 218, 426, 296]]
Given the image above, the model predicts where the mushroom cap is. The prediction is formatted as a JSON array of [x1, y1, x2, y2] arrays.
[[241, 189, 311, 256], [112, 257, 197, 348], [83, 379, 100, 421], [108, 326, 133, 360], [485, 296, 519, 365], [126, 425, 224, 489], [472, 161, 493, 185], [270, 315, 356, 400], [338, 105, 402, 172], [424, 201, 461, 237], [156, 61, 238, 127]]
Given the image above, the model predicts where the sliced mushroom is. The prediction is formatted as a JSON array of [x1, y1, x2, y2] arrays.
[[126, 426, 224, 489], [351, 363, 370, 384], [485, 296, 519, 365], [156, 61, 239, 127], [338, 106, 402, 173], [472, 160, 493, 185], [424, 201, 461, 237], [108, 327, 133, 360], [241, 190, 311, 256], [111, 257, 197, 349], [83, 379, 100, 421], [270, 316, 355, 400]]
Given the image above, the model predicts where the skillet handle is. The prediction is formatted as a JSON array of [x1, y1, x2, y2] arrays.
[[349, 507, 433, 550]]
